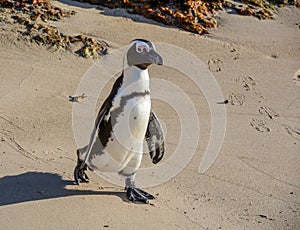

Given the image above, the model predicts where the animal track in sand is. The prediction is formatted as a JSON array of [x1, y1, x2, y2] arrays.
[[222, 42, 240, 60], [236, 76, 257, 91], [236, 75, 266, 102], [293, 69, 300, 85], [283, 125, 300, 141], [207, 59, 222, 72], [228, 92, 245, 105], [232, 76, 273, 133], [258, 106, 279, 120], [250, 119, 270, 132]]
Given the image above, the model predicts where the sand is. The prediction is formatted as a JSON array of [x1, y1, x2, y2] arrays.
[[0, 1, 299, 229]]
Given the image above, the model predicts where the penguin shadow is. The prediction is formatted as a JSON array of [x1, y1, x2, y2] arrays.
[[0, 172, 129, 206]]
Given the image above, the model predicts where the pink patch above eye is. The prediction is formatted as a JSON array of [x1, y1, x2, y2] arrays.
[[136, 44, 150, 53]]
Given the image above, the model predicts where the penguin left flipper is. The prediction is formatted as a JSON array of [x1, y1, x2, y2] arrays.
[[145, 111, 165, 164], [126, 187, 155, 203]]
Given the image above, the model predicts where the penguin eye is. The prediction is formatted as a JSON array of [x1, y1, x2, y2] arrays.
[[136, 44, 150, 53]]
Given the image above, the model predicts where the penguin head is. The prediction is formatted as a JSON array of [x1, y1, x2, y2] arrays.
[[127, 39, 163, 70]]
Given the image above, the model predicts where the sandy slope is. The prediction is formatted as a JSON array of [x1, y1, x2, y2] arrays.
[[0, 1, 299, 229]]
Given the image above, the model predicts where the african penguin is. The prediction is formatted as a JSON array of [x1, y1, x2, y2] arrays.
[[74, 39, 165, 203]]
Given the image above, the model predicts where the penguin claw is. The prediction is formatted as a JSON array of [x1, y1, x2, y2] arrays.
[[126, 187, 155, 203], [74, 166, 89, 185]]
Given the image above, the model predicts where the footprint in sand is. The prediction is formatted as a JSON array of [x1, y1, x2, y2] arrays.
[[293, 69, 300, 85], [228, 92, 245, 105], [208, 59, 222, 72], [222, 42, 240, 60], [236, 76, 257, 91], [258, 106, 279, 120], [250, 119, 271, 132], [283, 125, 300, 141]]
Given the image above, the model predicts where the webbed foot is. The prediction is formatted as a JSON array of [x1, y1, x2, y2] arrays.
[[74, 164, 89, 185], [126, 187, 155, 203]]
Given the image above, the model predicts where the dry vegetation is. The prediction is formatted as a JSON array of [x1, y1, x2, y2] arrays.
[[1, 0, 298, 57]]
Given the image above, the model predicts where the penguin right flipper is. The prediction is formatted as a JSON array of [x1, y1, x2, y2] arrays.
[[145, 111, 165, 164]]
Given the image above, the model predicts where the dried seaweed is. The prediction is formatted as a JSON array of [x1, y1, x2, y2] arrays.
[[78, 0, 300, 34], [0, 0, 109, 58], [1, 0, 298, 55]]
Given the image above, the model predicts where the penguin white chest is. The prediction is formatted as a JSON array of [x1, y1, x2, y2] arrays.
[[126, 95, 151, 140], [113, 67, 151, 148], [112, 94, 151, 150]]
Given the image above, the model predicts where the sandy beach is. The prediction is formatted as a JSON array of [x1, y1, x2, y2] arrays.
[[0, 1, 299, 229]]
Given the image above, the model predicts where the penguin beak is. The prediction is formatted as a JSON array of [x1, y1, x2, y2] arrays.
[[148, 50, 163, 65]]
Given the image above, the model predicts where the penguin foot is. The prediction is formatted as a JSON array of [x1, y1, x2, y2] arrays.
[[126, 187, 155, 203], [74, 165, 89, 185]]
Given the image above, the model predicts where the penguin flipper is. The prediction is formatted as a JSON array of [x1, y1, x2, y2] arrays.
[[145, 111, 165, 164]]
